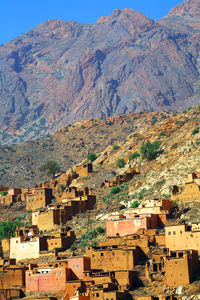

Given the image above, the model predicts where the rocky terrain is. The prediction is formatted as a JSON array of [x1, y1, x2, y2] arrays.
[[0, 0, 200, 144]]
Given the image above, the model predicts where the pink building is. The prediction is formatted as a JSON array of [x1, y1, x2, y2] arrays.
[[26, 266, 71, 293], [106, 214, 159, 237], [67, 256, 91, 280]]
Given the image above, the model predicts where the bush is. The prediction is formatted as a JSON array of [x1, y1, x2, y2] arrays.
[[80, 125, 85, 129], [188, 107, 192, 111], [130, 152, 140, 160], [192, 128, 199, 135], [151, 117, 157, 125], [117, 158, 125, 168], [110, 186, 121, 195], [0, 191, 8, 196], [112, 144, 119, 150], [131, 200, 139, 208], [60, 184, 65, 192], [86, 152, 97, 162], [140, 141, 160, 161], [159, 131, 166, 137], [17, 214, 26, 221], [96, 227, 105, 234]]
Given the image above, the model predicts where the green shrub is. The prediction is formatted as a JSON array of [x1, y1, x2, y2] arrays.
[[96, 227, 105, 234], [131, 200, 139, 208], [159, 131, 166, 137], [107, 121, 114, 126], [39, 118, 46, 126], [86, 152, 97, 162], [192, 128, 199, 135], [112, 144, 119, 150], [17, 214, 26, 220], [60, 184, 65, 191], [151, 117, 157, 125], [0, 191, 8, 196], [130, 152, 140, 160], [188, 107, 192, 111], [117, 158, 125, 168], [110, 186, 121, 195], [140, 141, 160, 161], [80, 125, 85, 129]]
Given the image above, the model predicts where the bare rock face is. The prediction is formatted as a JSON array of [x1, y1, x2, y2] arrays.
[[168, 0, 200, 17], [0, 1, 200, 140]]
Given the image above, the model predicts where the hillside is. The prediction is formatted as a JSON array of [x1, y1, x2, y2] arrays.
[[0, 0, 200, 144], [1, 105, 200, 191]]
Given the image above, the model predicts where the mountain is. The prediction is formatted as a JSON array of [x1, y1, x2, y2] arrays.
[[0, 0, 200, 144]]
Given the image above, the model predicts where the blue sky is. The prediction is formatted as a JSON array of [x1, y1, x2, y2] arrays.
[[1, 0, 183, 45]]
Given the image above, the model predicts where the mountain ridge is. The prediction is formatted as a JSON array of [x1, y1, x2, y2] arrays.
[[0, 0, 200, 145]]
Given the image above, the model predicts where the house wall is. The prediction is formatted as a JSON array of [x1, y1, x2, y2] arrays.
[[173, 182, 200, 202], [67, 257, 91, 280], [1, 238, 10, 252], [165, 225, 200, 253], [0, 267, 26, 289], [10, 237, 43, 261], [26, 267, 70, 293], [25, 188, 53, 211], [85, 247, 138, 271]]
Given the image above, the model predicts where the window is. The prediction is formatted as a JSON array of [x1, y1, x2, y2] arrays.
[[96, 293, 99, 297], [55, 272, 57, 275], [173, 231, 176, 235], [101, 253, 104, 256], [60, 272, 62, 275], [73, 265, 75, 268], [168, 232, 171, 235], [77, 265, 79, 268]]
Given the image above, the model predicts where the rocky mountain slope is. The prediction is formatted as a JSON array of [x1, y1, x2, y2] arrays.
[[1, 105, 200, 191], [0, 0, 200, 143]]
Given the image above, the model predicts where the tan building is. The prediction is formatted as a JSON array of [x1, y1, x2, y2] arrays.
[[172, 173, 200, 202], [23, 188, 53, 210], [165, 224, 200, 253]]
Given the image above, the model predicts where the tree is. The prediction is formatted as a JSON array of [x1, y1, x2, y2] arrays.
[[130, 152, 140, 160], [42, 160, 61, 178], [86, 152, 97, 162], [140, 141, 160, 161]]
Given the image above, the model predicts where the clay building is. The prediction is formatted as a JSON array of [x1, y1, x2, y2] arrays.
[[0, 264, 26, 289], [172, 173, 200, 202], [165, 250, 198, 287], [46, 230, 75, 251], [165, 224, 200, 253], [10, 236, 47, 261], [22, 188, 53, 210], [0, 194, 16, 206], [26, 265, 71, 294], [85, 245, 139, 271], [103, 167, 139, 187], [32, 206, 72, 231], [15, 225, 39, 237], [1, 238, 10, 253], [75, 163, 93, 178], [146, 249, 198, 287], [67, 256, 91, 280], [106, 214, 161, 237], [127, 199, 174, 215]]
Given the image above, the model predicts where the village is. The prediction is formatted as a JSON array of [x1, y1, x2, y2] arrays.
[[0, 162, 200, 300]]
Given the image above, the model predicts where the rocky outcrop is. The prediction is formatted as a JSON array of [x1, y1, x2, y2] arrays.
[[0, 0, 200, 141]]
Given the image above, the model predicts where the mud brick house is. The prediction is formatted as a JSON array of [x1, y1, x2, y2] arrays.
[[22, 188, 53, 210], [192, 222, 200, 231], [106, 213, 163, 237], [104, 167, 139, 188], [165, 250, 198, 287], [165, 224, 200, 253], [75, 163, 93, 178], [146, 248, 198, 287], [0, 264, 26, 289], [32, 206, 72, 231], [0, 194, 17, 205], [46, 230, 75, 251], [26, 265, 71, 294], [83, 269, 136, 292], [89, 287, 129, 300], [60, 187, 94, 202], [67, 257, 91, 280], [172, 173, 200, 202], [15, 225, 39, 237], [85, 245, 139, 271], [127, 199, 174, 214], [10, 236, 47, 261]]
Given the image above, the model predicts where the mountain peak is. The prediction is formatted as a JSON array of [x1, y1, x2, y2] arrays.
[[167, 0, 200, 17]]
